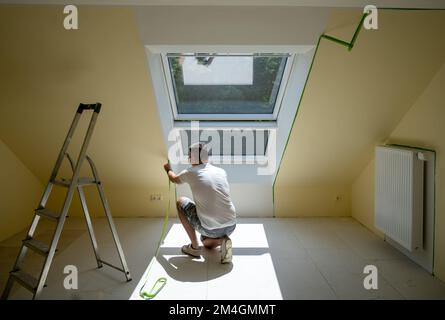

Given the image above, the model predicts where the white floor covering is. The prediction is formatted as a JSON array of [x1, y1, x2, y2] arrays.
[[2, 217, 445, 300]]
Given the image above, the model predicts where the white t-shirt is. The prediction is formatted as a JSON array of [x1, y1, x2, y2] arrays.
[[178, 163, 236, 230]]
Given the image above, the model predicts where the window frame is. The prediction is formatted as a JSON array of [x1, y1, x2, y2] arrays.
[[161, 53, 295, 121]]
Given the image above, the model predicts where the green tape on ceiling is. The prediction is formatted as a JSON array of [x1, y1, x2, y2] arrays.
[[321, 12, 369, 51], [272, 8, 443, 217], [379, 8, 445, 11]]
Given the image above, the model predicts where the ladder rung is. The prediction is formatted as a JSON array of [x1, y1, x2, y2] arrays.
[[23, 239, 50, 256], [53, 178, 97, 187], [35, 208, 60, 221], [98, 259, 126, 273], [10, 271, 38, 293]]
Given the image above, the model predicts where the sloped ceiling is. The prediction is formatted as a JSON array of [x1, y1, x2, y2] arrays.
[[275, 9, 445, 191], [0, 6, 169, 216]]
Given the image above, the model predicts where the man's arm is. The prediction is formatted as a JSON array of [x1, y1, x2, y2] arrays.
[[164, 163, 182, 184]]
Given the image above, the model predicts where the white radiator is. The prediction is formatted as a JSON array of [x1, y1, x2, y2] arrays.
[[375, 145, 424, 252]]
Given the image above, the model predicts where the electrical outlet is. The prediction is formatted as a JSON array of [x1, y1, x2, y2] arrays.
[[150, 194, 163, 201], [336, 195, 343, 201]]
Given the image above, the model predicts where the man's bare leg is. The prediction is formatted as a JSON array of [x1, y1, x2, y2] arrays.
[[202, 237, 224, 249], [176, 197, 199, 249], [203, 236, 232, 263]]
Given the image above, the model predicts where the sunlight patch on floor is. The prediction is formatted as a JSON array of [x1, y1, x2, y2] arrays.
[[129, 223, 281, 300]]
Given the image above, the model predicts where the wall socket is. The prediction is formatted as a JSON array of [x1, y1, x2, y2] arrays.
[[150, 194, 163, 201]]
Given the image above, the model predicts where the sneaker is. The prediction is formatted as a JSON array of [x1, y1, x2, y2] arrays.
[[181, 244, 201, 258], [220, 237, 232, 264]]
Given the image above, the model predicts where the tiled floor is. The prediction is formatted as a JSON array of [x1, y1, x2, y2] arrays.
[[1, 217, 445, 300]]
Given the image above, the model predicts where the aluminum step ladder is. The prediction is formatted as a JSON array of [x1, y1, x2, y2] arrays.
[[1, 103, 131, 300]]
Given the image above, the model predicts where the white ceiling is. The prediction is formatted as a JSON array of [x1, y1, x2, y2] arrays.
[[0, 0, 444, 8]]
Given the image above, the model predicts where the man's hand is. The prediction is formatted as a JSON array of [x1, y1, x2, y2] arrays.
[[164, 163, 181, 184]]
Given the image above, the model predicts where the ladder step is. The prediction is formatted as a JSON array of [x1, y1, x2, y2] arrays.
[[23, 239, 49, 256], [35, 208, 60, 221], [10, 271, 38, 293], [53, 178, 97, 187]]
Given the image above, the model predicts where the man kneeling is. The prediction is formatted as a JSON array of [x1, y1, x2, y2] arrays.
[[163, 143, 236, 264]]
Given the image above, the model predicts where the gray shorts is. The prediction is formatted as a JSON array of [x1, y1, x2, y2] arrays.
[[179, 197, 236, 239]]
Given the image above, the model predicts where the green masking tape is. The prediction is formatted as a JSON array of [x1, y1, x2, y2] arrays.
[[139, 168, 171, 300], [140, 277, 167, 300], [272, 8, 444, 217], [273, 12, 368, 217]]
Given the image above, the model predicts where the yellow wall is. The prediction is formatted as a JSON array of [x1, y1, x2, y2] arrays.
[[275, 185, 350, 217], [0, 6, 171, 217], [351, 159, 384, 238], [351, 64, 445, 280], [274, 9, 445, 217], [0, 137, 42, 242]]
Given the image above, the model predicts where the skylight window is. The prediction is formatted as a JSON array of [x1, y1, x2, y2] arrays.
[[163, 53, 292, 121]]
